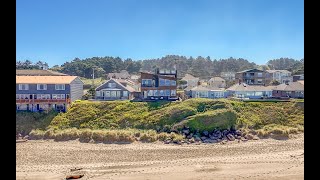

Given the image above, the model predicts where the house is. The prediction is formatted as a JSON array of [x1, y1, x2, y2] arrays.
[[16, 69, 68, 76], [227, 83, 274, 99], [190, 86, 226, 99], [140, 68, 178, 101], [95, 79, 136, 100], [272, 82, 304, 99], [293, 74, 304, 82], [220, 72, 236, 81], [266, 70, 292, 84], [207, 77, 226, 88], [183, 86, 194, 98], [181, 74, 199, 88], [235, 69, 270, 85], [16, 76, 84, 112], [107, 70, 130, 79]]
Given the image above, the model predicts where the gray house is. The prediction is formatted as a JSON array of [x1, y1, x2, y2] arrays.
[[95, 79, 135, 100], [226, 83, 274, 99], [16, 75, 83, 112]]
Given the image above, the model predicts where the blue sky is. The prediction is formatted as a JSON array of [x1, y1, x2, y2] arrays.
[[16, 0, 304, 67]]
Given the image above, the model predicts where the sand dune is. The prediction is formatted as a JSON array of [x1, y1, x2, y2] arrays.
[[16, 134, 304, 180]]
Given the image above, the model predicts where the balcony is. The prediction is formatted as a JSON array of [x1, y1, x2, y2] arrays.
[[16, 98, 71, 104]]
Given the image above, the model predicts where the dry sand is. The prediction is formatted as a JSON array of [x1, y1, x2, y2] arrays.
[[16, 134, 304, 180]]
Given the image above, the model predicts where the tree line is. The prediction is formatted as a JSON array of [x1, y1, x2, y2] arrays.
[[16, 56, 304, 79]]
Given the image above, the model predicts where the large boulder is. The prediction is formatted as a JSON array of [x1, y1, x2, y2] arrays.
[[227, 134, 235, 141], [200, 136, 207, 141], [202, 131, 209, 136]]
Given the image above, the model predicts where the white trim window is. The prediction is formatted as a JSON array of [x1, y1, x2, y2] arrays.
[[52, 94, 66, 99], [147, 90, 153, 96], [108, 83, 116, 88], [38, 94, 51, 99], [123, 91, 128, 97], [55, 84, 65, 90], [165, 90, 170, 96], [171, 90, 176, 96], [153, 90, 158, 96], [37, 84, 47, 90], [171, 80, 176, 86], [19, 84, 29, 90], [165, 79, 171, 86]]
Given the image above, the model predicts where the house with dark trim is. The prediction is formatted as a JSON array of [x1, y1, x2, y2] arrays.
[[16, 76, 83, 112], [95, 79, 135, 100], [272, 82, 304, 98], [140, 69, 178, 101], [235, 69, 270, 85]]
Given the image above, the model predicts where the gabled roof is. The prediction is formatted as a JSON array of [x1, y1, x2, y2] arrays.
[[227, 83, 274, 91], [272, 82, 304, 91], [209, 77, 225, 82], [191, 86, 210, 91], [237, 69, 264, 73], [266, 70, 291, 74], [181, 74, 199, 81], [16, 76, 80, 84], [16, 69, 68, 76], [95, 78, 135, 92]]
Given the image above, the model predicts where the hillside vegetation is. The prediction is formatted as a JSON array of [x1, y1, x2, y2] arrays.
[[17, 99, 304, 142]]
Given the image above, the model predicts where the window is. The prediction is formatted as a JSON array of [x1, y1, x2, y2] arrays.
[[165, 90, 170, 96], [52, 94, 65, 99], [255, 92, 263, 96], [123, 91, 128, 97], [116, 91, 121, 97], [111, 91, 117, 97], [171, 80, 176, 86], [159, 79, 165, 86], [16, 94, 20, 99], [257, 79, 263, 84], [37, 84, 47, 90], [153, 90, 158, 96], [39, 94, 50, 99], [159, 90, 164, 96], [55, 84, 65, 90], [19, 84, 29, 90], [108, 83, 116, 88], [165, 79, 171, 86], [257, 73, 263, 77], [171, 90, 176, 96], [147, 90, 153, 96], [142, 79, 153, 87], [96, 91, 101, 97]]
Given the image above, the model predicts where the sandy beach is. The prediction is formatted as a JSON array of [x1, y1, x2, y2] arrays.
[[16, 134, 304, 180]]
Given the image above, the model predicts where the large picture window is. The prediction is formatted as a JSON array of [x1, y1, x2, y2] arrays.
[[159, 79, 165, 86], [18, 84, 29, 90], [159, 90, 164, 96], [148, 90, 153, 96], [165, 79, 171, 86], [171, 80, 176, 86], [142, 79, 153, 87], [165, 90, 170, 96], [171, 90, 176, 96]]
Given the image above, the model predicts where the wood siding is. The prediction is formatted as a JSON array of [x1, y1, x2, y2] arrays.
[[70, 77, 84, 102]]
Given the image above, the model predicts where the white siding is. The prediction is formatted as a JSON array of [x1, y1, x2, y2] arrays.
[[70, 77, 84, 102]]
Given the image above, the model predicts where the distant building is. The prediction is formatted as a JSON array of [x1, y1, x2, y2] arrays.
[[266, 70, 292, 84], [181, 74, 199, 88], [293, 74, 304, 82], [16, 75, 83, 112], [220, 72, 236, 81], [107, 70, 130, 79], [190, 86, 226, 99], [235, 69, 270, 85], [140, 68, 178, 101], [207, 77, 226, 88]]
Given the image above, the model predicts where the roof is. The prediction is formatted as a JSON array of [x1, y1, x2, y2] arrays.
[[227, 83, 274, 92], [266, 70, 291, 73], [237, 69, 264, 73], [16, 69, 68, 76], [272, 82, 304, 91], [16, 76, 79, 84], [181, 74, 199, 81], [209, 77, 225, 82], [297, 80, 304, 85], [95, 78, 135, 92], [191, 86, 210, 91]]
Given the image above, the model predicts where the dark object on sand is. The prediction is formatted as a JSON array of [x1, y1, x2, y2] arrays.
[[66, 174, 84, 179], [70, 168, 83, 172]]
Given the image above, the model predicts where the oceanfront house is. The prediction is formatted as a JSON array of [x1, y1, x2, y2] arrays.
[[190, 86, 226, 99], [226, 83, 274, 99], [272, 82, 304, 99], [181, 74, 199, 89], [235, 69, 270, 85], [140, 69, 178, 101], [207, 77, 226, 88], [266, 70, 292, 84], [95, 79, 136, 100], [293, 74, 304, 82], [107, 70, 131, 79], [16, 76, 84, 112]]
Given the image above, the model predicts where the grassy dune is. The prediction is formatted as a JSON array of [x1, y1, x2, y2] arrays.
[[17, 99, 304, 141]]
